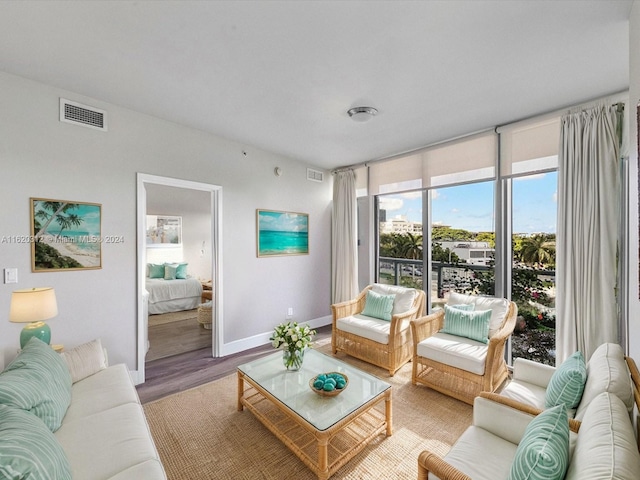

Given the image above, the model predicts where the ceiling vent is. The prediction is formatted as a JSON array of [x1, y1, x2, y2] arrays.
[[307, 168, 324, 183], [59, 98, 107, 131]]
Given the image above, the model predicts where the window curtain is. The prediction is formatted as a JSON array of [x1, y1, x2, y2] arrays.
[[332, 170, 358, 303], [556, 103, 621, 363]]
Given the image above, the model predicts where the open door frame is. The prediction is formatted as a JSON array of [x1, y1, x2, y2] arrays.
[[133, 173, 223, 384]]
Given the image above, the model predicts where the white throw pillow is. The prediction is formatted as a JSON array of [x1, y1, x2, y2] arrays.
[[371, 284, 418, 315], [60, 339, 108, 383]]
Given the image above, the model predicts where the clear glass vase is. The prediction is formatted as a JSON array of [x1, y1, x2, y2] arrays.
[[282, 348, 305, 371]]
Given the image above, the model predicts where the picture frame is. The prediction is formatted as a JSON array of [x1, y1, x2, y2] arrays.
[[30, 197, 102, 271], [146, 215, 182, 247], [257, 209, 309, 257]]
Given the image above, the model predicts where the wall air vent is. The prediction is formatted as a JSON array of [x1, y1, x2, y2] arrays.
[[307, 168, 324, 183], [59, 98, 107, 131]]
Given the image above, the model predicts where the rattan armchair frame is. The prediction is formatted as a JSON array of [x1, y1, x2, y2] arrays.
[[410, 300, 517, 405], [331, 285, 426, 376]]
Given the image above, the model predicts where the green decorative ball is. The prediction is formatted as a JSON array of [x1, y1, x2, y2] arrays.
[[313, 379, 324, 389], [323, 382, 335, 392]]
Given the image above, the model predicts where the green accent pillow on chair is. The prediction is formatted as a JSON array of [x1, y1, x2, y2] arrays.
[[441, 305, 491, 344], [361, 290, 396, 321], [0, 404, 72, 479], [545, 350, 587, 409], [508, 404, 570, 480]]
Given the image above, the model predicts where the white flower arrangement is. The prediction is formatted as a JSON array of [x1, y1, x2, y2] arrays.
[[270, 321, 316, 353]]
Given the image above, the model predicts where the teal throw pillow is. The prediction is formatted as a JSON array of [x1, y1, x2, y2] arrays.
[[0, 404, 72, 479], [507, 404, 570, 480], [448, 303, 474, 312], [176, 262, 188, 279], [361, 290, 395, 322], [0, 337, 72, 432], [441, 305, 491, 344], [148, 263, 165, 278], [164, 263, 178, 280], [545, 350, 587, 409]]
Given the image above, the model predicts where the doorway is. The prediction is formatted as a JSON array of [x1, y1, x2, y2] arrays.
[[136, 173, 223, 384]]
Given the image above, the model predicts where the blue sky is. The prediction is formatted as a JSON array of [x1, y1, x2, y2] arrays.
[[379, 172, 557, 234]]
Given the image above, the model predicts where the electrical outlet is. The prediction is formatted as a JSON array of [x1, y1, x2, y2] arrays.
[[287, 307, 293, 317], [4, 268, 17, 284]]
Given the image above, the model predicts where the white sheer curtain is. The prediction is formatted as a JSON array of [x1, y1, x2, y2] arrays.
[[332, 170, 358, 304], [556, 103, 621, 362]]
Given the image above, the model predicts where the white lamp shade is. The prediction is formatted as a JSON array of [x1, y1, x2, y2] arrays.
[[9, 287, 58, 323]]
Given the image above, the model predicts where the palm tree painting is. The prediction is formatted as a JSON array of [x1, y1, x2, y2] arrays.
[[30, 198, 102, 271]]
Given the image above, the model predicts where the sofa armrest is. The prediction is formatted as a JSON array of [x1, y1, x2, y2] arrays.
[[417, 450, 471, 480], [473, 395, 536, 445], [512, 357, 556, 388], [410, 311, 444, 346]]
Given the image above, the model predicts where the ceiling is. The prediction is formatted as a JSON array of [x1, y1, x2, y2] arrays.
[[0, 1, 633, 171]]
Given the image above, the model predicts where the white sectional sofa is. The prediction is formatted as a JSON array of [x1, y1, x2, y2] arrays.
[[0, 337, 166, 479]]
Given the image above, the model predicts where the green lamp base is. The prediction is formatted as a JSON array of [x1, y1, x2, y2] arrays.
[[19, 322, 51, 349]]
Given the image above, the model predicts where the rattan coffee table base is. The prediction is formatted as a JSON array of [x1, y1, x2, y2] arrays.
[[238, 372, 392, 480]]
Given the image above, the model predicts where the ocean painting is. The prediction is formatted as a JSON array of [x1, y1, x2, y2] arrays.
[[257, 210, 309, 257], [30, 198, 102, 271]]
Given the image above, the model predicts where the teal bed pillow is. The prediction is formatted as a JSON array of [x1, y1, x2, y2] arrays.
[[441, 305, 491, 344], [361, 290, 396, 321], [148, 263, 165, 278], [0, 337, 72, 432], [545, 350, 587, 409], [0, 404, 72, 479], [175, 262, 188, 279]]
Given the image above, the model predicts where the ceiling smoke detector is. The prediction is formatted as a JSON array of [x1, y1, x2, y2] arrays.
[[347, 106, 378, 122]]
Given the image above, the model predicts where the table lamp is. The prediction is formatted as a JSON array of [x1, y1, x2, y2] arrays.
[[9, 287, 58, 348]]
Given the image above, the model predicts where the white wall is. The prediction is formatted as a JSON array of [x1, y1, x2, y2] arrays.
[[0, 71, 332, 371], [627, 1, 640, 362]]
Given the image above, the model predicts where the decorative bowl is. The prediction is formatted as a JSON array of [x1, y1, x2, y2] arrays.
[[309, 372, 349, 397]]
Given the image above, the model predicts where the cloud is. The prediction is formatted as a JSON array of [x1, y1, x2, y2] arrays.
[[379, 197, 404, 211], [552, 191, 557, 203], [431, 190, 440, 199]]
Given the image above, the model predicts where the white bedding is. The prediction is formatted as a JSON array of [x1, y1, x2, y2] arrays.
[[145, 277, 203, 315]]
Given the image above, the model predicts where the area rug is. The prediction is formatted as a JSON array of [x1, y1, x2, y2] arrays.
[[148, 309, 197, 327], [143, 345, 472, 479]]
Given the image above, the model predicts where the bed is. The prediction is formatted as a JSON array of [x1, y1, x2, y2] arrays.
[[145, 277, 203, 315]]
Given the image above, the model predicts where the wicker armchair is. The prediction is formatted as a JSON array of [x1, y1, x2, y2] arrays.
[[410, 292, 517, 404], [331, 284, 426, 376]]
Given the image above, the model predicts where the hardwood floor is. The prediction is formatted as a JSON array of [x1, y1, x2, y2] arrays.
[[136, 324, 332, 404], [146, 311, 212, 362]]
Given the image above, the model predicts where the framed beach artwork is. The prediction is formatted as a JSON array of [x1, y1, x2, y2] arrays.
[[256, 209, 309, 257], [146, 215, 182, 247], [30, 198, 102, 271]]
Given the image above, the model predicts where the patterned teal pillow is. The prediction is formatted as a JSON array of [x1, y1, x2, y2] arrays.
[[176, 262, 189, 279], [164, 263, 178, 280], [545, 350, 587, 409], [441, 305, 491, 343], [361, 290, 395, 321], [507, 404, 570, 480], [0, 404, 72, 479], [148, 263, 164, 278], [0, 337, 72, 432]]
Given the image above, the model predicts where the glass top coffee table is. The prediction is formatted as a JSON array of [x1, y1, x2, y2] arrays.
[[237, 348, 392, 479]]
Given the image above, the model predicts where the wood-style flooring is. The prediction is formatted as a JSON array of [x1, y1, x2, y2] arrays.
[[146, 312, 212, 362], [136, 324, 332, 404]]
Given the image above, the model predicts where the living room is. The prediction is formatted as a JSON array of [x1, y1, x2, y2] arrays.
[[1, 1, 640, 478]]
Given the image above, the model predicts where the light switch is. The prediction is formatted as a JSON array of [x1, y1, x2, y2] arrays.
[[4, 268, 18, 284]]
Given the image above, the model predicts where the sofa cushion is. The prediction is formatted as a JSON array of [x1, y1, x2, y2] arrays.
[[371, 284, 418, 315], [501, 380, 548, 411], [417, 332, 488, 375], [574, 343, 633, 421], [60, 338, 108, 383], [361, 290, 395, 321], [0, 337, 71, 432], [0, 404, 72, 479], [545, 351, 586, 409], [447, 291, 510, 338], [337, 314, 392, 344], [507, 404, 570, 480], [565, 392, 640, 480], [441, 305, 491, 344]]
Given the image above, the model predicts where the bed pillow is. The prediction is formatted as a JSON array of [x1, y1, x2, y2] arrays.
[[361, 290, 395, 321], [0, 404, 72, 479], [164, 263, 178, 280], [148, 263, 165, 278], [0, 337, 72, 432], [545, 350, 587, 409], [176, 262, 188, 279], [441, 305, 491, 344]]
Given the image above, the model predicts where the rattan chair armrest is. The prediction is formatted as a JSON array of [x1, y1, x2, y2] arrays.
[[410, 311, 444, 345], [331, 289, 369, 321], [417, 450, 471, 480]]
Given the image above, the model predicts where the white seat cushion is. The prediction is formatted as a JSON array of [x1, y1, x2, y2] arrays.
[[417, 332, 488, 375], [500, 380, 547, 410], [371, 284, 418, 315], [337, 314, 392, 344], [447, 292, 510, 338]]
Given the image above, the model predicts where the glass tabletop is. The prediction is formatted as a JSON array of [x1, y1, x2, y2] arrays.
[[238, 349, 391, 431]]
